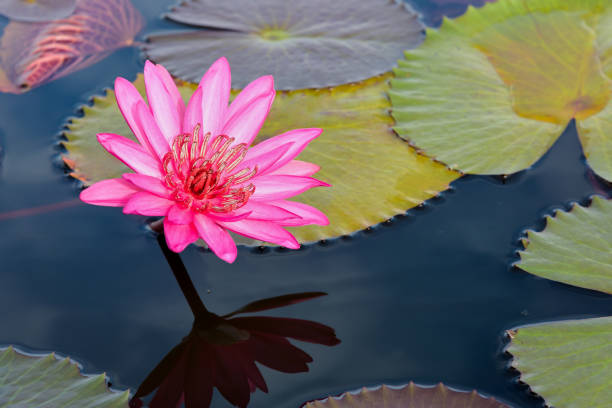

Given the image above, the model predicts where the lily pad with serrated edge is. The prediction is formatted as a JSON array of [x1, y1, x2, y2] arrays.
[[390, 0, 612, 181], [517, 195, 612, 294], [0, 346, 129, 407], [143, 0, 424, 90], [302, 382, 510, 407], [0, 0, 76, 22], [507, 317, 612, 408], [62, 74, 459, 245]]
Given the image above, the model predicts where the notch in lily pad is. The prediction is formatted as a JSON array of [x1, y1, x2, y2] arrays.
[[507, 195, 612, 407], [390, 0, 612, 181], [404, 0, 496, 27]]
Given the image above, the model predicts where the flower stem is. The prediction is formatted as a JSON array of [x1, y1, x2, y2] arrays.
[[156, 233, 210, 318]]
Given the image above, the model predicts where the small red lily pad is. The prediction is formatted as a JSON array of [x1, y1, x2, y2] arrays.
[[303, 382, 510, 407]]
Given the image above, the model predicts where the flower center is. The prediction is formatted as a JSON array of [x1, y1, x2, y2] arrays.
[[162, 124, 257, 213]]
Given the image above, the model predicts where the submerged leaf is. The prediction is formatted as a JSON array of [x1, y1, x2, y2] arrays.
[[507, 317, 612, 408], [0, 346, 129, 407], [390, 0, 612, 180], [0, 0, 76, 22], [144, 0, 424, 90], [518, 195, 612, 294], [62, 74, 459, 244], [303, 382, 509, 407], [0, 0, 143, 94]]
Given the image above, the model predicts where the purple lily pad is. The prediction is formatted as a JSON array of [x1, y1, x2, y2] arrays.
[[144, 0, 424, 90], [0, 0, 143, 94], [0, 0, 76, 22]]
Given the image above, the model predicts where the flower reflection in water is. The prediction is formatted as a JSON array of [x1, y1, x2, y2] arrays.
[[130, 234, 340, 408]]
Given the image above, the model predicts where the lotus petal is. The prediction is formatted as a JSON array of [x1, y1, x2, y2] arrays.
[[62, 74, 459, 245]]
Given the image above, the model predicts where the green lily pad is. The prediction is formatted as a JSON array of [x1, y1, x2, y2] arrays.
[[518, 195, 612, 294], [0, 0, 143, 94], [143, 0, 424, 90], [390, 0, 612, 180], [0, 346, 129, 407], [507, 317, 612, 408], [62, 74, 460, 244], [302, 382, 509, 407], [0, 0, 76, 22]]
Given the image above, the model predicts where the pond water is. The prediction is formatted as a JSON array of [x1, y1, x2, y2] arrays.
[[1, 0, 611, 407]]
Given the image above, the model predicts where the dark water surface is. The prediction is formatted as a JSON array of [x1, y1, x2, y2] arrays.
[[1, 1, 611, 407]]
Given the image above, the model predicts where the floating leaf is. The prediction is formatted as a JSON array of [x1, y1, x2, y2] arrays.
[[518, 195, 612, 294], [62, 74, 459, 244], [507, 317, 612, 408], [303, 382, 509, 407], [144, 0, 424, 90], [0, 0, 76, 22], [390, 0, 612, 180], [0, 346, 129, 407], [0, 0, 143, 94]]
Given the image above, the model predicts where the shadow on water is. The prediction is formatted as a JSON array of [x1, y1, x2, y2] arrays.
[[0, 0, 611, 407], [128, 234, 340, 408]]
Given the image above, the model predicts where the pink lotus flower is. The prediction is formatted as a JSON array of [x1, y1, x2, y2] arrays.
[[80, 58, 329, 262]]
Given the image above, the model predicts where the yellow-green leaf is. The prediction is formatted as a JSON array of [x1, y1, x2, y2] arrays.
[[0, 346, 129, 407], [390, 0, 612, 180], [62, 74, 459, 244], [507, 317, 612, 408], [518, 195, 612, 294]]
